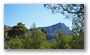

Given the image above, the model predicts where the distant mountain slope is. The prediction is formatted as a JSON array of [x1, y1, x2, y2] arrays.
[[4, 22, 72, 40], [39, 22, 72, 40], [4, 25, 11, 30]]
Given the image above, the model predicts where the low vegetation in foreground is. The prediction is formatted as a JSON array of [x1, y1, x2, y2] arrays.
[[4, 22, 84, 49]]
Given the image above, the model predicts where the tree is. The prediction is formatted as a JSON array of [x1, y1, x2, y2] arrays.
[[44, 4, 84, 34], [21, 36, 33, 49], [5, 23, 51, 49], [44, 4, 84, 49], [19, 28, 51, 49], [41, 28, 47, 34], [4, 25, 8, 37], [8, 22, 27, 37], [55, 29, 71, 49], [68, 31, 84, 49], [30, 22, 36, 29], [29, 27, 47, 49], [4, 36, 23, 49]]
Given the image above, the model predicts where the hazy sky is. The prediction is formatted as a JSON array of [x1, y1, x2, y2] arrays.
[[4, 4, 72, 29]]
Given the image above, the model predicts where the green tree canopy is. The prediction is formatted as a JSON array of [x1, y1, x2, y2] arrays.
[[4, 25, 8, 37], [8, 22, 27, 37], [44, 4, 84, 34]]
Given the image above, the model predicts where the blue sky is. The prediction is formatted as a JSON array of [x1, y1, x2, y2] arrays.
[[4, 4, 72, 29]]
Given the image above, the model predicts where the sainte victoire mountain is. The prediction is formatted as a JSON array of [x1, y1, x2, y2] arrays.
[[38, 22, 72, 40], [5, 22, 72, 40]]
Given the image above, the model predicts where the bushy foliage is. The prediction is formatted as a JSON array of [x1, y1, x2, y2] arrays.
[[4, 36, 23, 49], [4, 23, 84, 49], [8, 22, 27, 37], [4, 25, 8, 37]]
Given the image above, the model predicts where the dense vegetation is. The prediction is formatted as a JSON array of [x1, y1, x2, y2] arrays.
[[44, 4, 84, 34], [4, 4, 84, 49], [4, 22, 84, 49]]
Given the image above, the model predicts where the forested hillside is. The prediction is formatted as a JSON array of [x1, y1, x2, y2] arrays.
[[39, 22, 72, 40], [4, 4, 84, 49], [4, 22, 84, 49]]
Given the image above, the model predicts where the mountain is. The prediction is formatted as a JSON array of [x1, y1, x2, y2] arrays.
[[4, 25, 11, 30], [4, 22, 72, 40], [38, 22, 72, 40]]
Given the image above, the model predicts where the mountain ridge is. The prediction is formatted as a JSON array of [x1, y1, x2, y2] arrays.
[[5, 22, 72, 40], [38, 22, 72, 40]]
